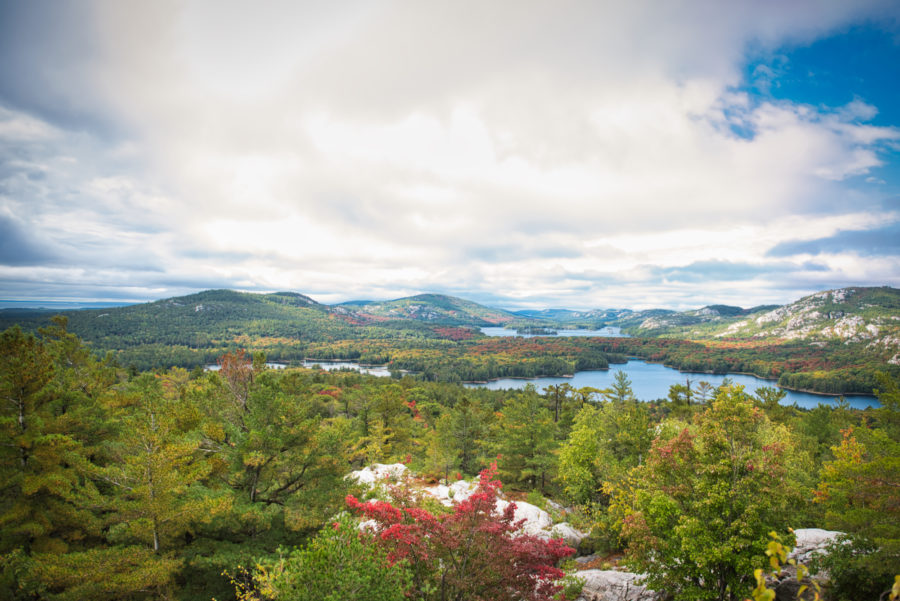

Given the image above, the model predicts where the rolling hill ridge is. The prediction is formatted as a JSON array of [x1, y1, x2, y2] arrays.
[[2, 286, 898, 377]]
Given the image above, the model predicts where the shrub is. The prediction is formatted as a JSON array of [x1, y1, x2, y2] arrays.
[[241, 514, 410, 601], [346, 463, 575, 601]]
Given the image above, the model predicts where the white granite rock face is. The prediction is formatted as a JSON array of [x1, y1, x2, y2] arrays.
[[789, 528, 842, 563], [498, 499, 553, 535], [763, 529, 843, 600], [346, 463, 408, 486], [347, 465, 580, 544], [576, 570, 660, 601], [425, 484, 556, 538], [422, 479, 480, 506], [550, 522, 588, 548]]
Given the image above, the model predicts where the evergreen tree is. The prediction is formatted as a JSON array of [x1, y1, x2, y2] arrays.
[[492, 387, 558, 491], [103, 374, 230, 554], [814, 374, 900, 600], [0, 321, 178, 600], [447, 396, 488, 475], [422, 413, 455, 481], [604, 370, 636, 403]]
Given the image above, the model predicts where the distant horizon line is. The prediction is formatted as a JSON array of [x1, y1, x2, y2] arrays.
[[1, 284, 896, 314]]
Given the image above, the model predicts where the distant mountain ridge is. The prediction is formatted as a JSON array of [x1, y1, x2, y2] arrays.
[[3, 286, 898, 352]]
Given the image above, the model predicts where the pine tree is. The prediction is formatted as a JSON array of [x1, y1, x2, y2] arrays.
[[814, 375, 900, 601], [103, 374, 229, 554], [1, 320, 179, 600], [492, 386, 558, 491]]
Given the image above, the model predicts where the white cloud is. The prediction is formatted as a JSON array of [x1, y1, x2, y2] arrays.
[[1, 0, 899, 309], [0, 105, 60, 141]]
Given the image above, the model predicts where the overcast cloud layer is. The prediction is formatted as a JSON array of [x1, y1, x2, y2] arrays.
[[1, 0, 899, 310]]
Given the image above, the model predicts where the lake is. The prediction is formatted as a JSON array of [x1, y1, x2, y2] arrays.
[[206, 362, 288, 371], [207, 352, 879, 410], [480, 326, 626, 338], [300, 359, 393, 377], [464, 359, 878, 410], [207, 360, 392, 376], [476, 326, 878, 409]]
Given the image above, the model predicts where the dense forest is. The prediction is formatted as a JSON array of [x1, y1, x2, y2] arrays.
[[1, 319, 897, 600], [2, 288, 898, 395]]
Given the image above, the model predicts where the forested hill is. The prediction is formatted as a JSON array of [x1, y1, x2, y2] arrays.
[[1, 286, 898, 391], [0, 290, 520, 368], [0, 289, 517, 336], [337, 293, 518, 325], [0, 289, 338, 342]]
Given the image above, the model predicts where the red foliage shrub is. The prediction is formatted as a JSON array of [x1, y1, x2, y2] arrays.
[[346, 463, 574, 601]]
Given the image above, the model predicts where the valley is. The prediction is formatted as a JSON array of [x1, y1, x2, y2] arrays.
[[1, 286, 898, 396]]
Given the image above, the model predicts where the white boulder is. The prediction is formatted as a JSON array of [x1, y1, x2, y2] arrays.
[[346, 463, 408, 487], [789, 528, 842, 563], [422, 479, 479, 506], [496, 499, 553, 536], [551, 522, 588, 548], [576, 570, 660, 601], [346, 465, 579, 544]]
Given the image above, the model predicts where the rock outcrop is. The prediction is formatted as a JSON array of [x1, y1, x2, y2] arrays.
[[766, 528, 843, 601], [348, 467, 841, 601], [788, 528, 842, 563], [575, 570, 659, 601], [348, 462, 409, 486], [574, 528, 842, 601], [551, 522, 589, 548], [346, 463, 587, 545]]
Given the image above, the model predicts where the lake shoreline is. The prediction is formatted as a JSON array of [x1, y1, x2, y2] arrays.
[[630, 360, 875, 399], [298, 357, 876, 401], [302, 358, 390, 369], [464, 359, 878, 408], [463, 357, 876, 400], [231, 355, 877, 406]]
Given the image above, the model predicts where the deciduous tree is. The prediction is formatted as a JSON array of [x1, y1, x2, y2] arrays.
[[623, 386, 806, 601]]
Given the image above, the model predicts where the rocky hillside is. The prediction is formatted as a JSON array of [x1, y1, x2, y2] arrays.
[[715, 287, 898, 339], [629, 305, 774, 333], [704, 287, 900, 363], [338, 293, 519, 326], [514, 308, 637, 325], [347, 463, 845, 601], [347, 463, 586, 547], [621, 287, 900, 364]]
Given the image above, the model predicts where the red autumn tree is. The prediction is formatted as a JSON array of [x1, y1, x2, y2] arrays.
[[346, 463, 574, 601]]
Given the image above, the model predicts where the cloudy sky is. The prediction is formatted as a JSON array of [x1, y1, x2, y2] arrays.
[[1, 1, 899, 310]]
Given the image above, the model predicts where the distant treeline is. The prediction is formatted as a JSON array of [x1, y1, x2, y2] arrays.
[[3, 298, 896, 394]]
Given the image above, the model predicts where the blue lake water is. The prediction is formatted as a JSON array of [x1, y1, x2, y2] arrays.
[[207, 333, 880, 409], [292, 358, 878, 410], [300, 359, 393, 377], [206, 362, 288, 371], [475, 326, 878, 409], [207, 360, 392, 376], [480, 326, 626, 338], [464, 359, 878, 410]]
